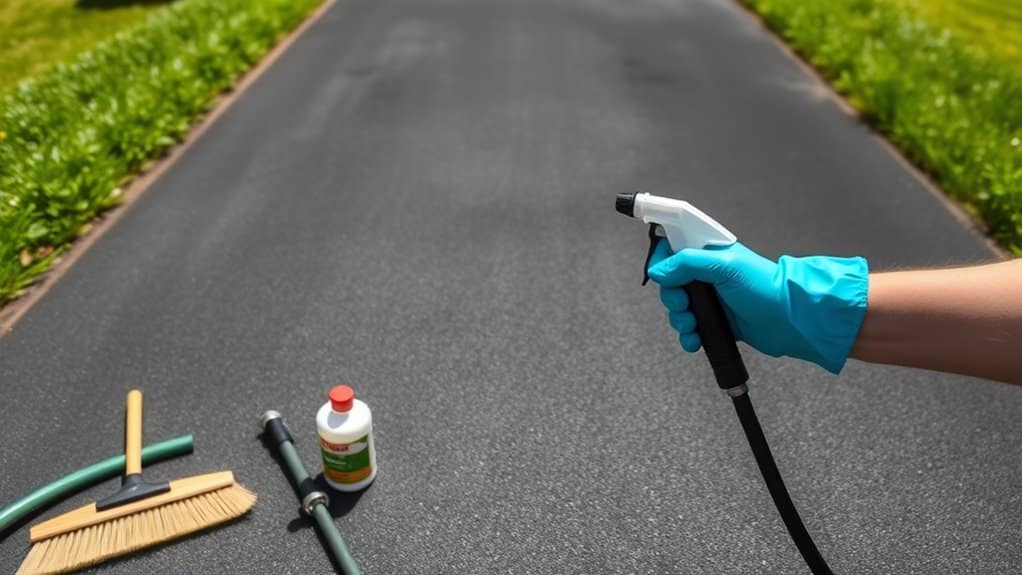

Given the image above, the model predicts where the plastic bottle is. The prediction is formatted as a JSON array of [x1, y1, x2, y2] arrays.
[[317, 385, 377, 491]]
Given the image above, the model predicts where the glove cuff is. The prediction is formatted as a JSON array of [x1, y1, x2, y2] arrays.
[[780, 255, 870, 374]]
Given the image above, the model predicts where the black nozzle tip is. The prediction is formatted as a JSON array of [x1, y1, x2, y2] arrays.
[[615, 192, 637, 217]]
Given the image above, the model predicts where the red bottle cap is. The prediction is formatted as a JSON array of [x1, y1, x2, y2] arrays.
[[329, 385, 355, 413]]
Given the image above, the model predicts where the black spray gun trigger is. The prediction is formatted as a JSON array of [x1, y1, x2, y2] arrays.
[[642, 223, 664, 286]]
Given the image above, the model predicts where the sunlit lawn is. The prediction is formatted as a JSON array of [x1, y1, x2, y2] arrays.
[[904, 0, 1022, 69], [0, 0, 174, 93], [742, 0, 1022, 253]]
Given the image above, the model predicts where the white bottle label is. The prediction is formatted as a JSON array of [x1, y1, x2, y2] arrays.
[[320, 434, 373, 484]]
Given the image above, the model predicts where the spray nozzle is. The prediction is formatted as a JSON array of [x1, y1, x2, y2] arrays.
[[615, 192, 638, 218], [616, 192, 737, 285], [615, 191, 750, 391], [616, 192, 736, 250], [614, 193, 832, 575]]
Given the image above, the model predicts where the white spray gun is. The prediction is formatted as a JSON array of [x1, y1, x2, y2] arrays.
[[614, 192, 835, 575], [615, 192, 737, 254], [615, 191, 749, 392]]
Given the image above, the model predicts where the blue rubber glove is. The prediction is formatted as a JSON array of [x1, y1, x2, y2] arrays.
[[647, 240, 869, 374]]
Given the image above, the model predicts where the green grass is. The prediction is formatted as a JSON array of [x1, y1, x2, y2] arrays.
[[742, 0, 1022, 254], [0, 0, 175, 94], [902, 0, 1022, 69], [0, 0, 323, 305]]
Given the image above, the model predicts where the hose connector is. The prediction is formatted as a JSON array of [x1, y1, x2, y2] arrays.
[[259, 410, 293, 447], [302, 491, 330, 516], [724, 383, 749, 398]]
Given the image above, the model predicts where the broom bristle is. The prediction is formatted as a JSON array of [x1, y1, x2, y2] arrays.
[[17, 484, 255, 575]]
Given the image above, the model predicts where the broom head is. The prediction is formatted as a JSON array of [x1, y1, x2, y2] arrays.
[[17, 470, 255, 575]]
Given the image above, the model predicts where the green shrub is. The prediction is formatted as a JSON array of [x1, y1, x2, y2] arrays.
[[743, 0, 1022, 254], [0, 0, 323, 304]]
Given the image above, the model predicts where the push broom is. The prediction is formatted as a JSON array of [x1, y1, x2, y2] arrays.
[[17, 390, 255, 574]]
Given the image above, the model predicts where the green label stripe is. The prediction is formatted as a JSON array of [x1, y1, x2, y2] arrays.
[[321, 435, 371, 472]]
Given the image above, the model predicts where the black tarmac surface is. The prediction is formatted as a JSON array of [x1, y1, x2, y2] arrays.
[[1, 0, 1019, 573]]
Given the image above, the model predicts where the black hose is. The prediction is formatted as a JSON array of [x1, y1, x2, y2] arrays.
[[678, 277, 834, 574], [731, 392, 834, 575]]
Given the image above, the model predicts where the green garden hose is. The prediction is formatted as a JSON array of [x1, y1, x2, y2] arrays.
[[260, 411, 362, 575], [0, 435, 194, 536]]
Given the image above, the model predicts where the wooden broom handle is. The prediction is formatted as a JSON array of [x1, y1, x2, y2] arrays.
[[125, 390, 143, 475]]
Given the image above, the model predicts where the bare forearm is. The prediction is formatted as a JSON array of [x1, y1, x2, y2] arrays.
[[849, 259, 1022, 384]]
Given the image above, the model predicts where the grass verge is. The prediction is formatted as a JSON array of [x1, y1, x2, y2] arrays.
[[899, 0, 1022, 70], [741, 0, 1022, 254], [0, 0, 174, 93], [0, 0, 324, 305]]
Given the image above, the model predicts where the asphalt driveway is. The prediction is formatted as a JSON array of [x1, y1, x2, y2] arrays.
[[0, 0, 1018, 573]]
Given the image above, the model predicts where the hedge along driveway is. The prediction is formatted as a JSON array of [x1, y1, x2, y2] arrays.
[[0, 0, 324, 305], [741, 0, 1022, 255]]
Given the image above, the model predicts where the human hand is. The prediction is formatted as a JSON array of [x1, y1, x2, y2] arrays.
[[646, 240, 868, 374]]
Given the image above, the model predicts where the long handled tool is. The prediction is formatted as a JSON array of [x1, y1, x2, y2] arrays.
[[260, 410, 362, 575], [0, 435, 193, 539], [18, 391, 255, 575], [616, 192, 835, 575]]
